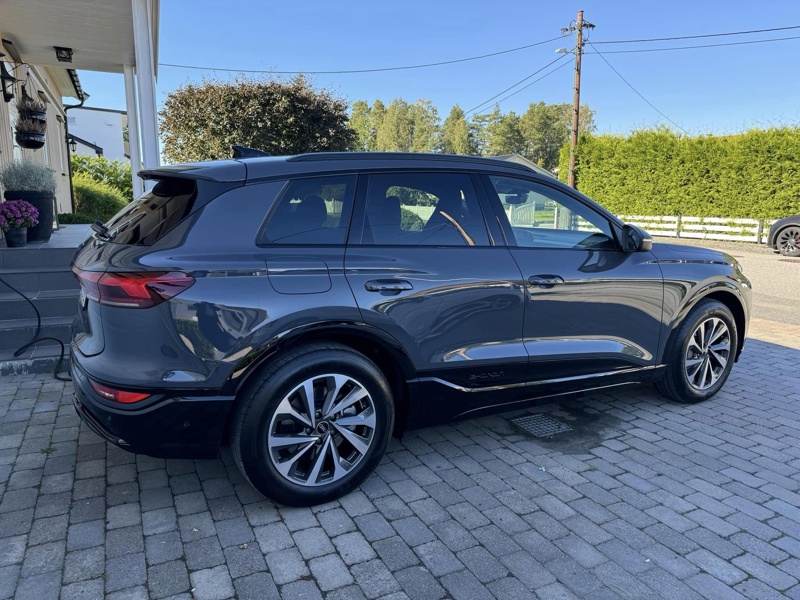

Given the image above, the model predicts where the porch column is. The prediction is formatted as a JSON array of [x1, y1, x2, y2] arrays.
[[131, 0, 159, 171], [123, 65, 144, 198]]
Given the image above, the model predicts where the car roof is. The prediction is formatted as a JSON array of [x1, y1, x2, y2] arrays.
[[140, 152, 549, 183]]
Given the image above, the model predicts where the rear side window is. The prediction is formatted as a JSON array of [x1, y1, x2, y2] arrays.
[[103, 178, 197, 245], [361, 172, 489, 246], [261, 175, 356, 245]]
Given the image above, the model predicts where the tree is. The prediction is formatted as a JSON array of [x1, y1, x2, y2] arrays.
[[519, 102, 595, 169], [475, 106, 525, 156], [350, 100, 373, 151], [410, 99, 440, 153], [375, 99, 414, 151], [159, 75, 355, 163], [440, 105, 475, 155]]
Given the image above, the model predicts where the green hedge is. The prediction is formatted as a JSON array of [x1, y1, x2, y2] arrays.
[[73, 174, 128, 223], [559, 128, 800, 219], [71, 154, 133, 201], [58, 212, 95, 224], [401, 207, 424, 231]]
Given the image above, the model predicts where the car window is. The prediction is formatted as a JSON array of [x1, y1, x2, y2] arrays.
[[488, 176, 617, 250], [362, 173, 489, 246], [103, 177, 197, 246], [262, 175, 356, 244]]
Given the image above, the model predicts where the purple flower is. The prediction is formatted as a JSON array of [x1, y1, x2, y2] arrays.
[[0, 200, 39, 230]]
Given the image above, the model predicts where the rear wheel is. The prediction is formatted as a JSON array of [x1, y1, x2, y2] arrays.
[[776, 226, 800, 257], [232, 344, 393, 506], [657, 299, 738, 404]]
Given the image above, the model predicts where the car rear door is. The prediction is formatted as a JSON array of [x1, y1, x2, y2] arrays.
[[480, 174, 664, 391], [344, 170, 527, 424]]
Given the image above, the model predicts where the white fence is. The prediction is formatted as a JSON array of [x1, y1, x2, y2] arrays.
[[619, 215, 777, 244]]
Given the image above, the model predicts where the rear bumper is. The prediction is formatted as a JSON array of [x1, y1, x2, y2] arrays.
[[71, 359, 235, 459]]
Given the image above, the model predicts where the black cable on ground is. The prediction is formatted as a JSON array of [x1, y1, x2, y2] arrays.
[[0, 275, 72, 382]]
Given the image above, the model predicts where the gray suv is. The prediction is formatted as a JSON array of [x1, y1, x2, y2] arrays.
[[70, 152, 751, 506]]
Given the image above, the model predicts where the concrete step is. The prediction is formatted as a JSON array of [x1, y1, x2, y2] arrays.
[[0, 316, 74, 354], [0, 246, 77, 270], [0, 267, 78, 294], [0, 289, 80, 320], [0, 344, 70, 377]]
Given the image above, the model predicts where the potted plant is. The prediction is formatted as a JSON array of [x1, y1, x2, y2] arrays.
[[0, 159, 57, 242], [0, 200, 39, 247], [17, 90, 47, 123], [15, 115, 46, 150]]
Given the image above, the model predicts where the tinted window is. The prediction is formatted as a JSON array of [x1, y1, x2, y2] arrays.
[[488, 176, 616, 250], [362, 173, 489, 246], [262, 175, 355, 244], [104, 177, 197, 245]]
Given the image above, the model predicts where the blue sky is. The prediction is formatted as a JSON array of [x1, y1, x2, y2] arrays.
[[78, 0, 800, 135]]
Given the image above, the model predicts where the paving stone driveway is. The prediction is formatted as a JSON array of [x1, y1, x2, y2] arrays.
[[1, 318, 799, 600]]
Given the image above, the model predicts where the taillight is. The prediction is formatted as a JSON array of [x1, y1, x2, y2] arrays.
[[89, 380, 151, 403], [72, 267, 195, 308]]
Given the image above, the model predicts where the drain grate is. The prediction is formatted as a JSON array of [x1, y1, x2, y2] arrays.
[[512, 414, 572, 438], [779, 258, 800, 263]]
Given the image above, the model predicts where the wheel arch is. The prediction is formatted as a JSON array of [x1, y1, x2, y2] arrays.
[[665, 283, 747, 363], [221, 322, 417, 440]]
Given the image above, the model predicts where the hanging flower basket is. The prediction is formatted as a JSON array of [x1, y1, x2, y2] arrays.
[[16, 90, 47, 124], [15, 116, 46, 150]]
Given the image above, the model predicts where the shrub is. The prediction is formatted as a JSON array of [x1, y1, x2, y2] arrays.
[[401, 208, 424, 231], [57, 212, 95, 224], [0, 159, 57, 194], [71, 154, 133, 201], [558, 127, 800, 220], [73, 174, 128, 223]]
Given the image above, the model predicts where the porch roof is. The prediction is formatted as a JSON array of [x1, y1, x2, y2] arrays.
[[0, 0, 159, 76]]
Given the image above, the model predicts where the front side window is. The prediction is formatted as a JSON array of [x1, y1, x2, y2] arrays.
[[362, 172, 489, 246], [488, 176, 616, 250], [262, 175, 356, 245]]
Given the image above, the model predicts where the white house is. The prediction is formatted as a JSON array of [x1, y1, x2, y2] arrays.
[[69, 107, 129, 162]]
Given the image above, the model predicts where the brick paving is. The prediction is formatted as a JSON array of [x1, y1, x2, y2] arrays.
[[1, 317, 799, 599]]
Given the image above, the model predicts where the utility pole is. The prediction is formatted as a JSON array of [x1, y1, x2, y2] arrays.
[[563, 11, 594, 188]]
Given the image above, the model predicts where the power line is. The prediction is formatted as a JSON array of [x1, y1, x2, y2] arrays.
[[586, 34, 800, 54], [588, 43, 687, 134], [158, 35, 566, 75], [486, 58, 573, 111], [592, 24, 800, 44], [465, 51, 573, 116]]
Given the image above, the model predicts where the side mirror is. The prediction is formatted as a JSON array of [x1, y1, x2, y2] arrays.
[[622, 224, 653, 252]]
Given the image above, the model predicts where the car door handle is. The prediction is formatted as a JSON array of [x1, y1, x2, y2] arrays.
[[528, 275, 565, 288], [365, 279, 413, 292]]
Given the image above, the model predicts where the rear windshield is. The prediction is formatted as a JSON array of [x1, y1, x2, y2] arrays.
[[103, 178, 197, 245]]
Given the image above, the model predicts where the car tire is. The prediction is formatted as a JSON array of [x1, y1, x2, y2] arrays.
[[232, 343, 394, 506], [776, 225, 800, 257], [657, 299, 738, 404]]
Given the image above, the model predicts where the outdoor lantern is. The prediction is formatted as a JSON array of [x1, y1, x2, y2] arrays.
[[0, 59, 16, 103], [69, 136, 77, 152], [54, 46, 73, 63]]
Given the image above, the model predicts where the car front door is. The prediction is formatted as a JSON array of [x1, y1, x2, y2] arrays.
[[345, 171, 527, 424], [481, 174, 664, 392]]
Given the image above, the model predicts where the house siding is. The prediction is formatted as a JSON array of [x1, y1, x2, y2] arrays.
[[0, 45, 73, 216]]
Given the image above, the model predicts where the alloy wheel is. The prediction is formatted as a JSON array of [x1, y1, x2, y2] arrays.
[[267, 374, 376, 486], [777, 227, 800, 256], [684, 317, 731, 391]]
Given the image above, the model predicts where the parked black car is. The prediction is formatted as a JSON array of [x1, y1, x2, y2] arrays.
[[70, 152, 751, 506], [767, 215, 800, 257]]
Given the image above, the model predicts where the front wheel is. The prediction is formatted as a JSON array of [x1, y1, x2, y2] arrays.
[[232, 344, 394, 506], [657, 299, 738, 404], [776, 226, 800, 257]]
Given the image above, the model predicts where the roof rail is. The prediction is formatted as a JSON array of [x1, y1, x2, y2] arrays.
[[286, 152, 535, 173], [232, 145, 270, 158]]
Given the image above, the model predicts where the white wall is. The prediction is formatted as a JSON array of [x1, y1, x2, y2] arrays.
[[69, 107, 127, 162]]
